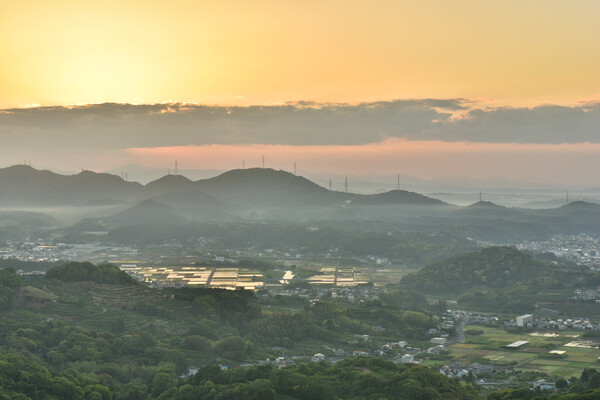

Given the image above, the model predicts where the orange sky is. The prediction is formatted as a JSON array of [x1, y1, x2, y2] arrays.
[[1, 1, 599, 184], [123, 140, 600, 185], [1, 0, 599, 108]]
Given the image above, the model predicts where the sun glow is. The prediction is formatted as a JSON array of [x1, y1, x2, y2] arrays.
[[1, 0, 599, 107]]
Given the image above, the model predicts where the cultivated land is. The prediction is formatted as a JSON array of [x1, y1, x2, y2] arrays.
[[449, 325, 600, 378]]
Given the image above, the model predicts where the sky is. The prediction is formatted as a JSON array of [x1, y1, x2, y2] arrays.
[[0, 0, 599, 186]]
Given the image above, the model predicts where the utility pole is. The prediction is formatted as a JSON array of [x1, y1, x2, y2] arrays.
[[262, 155, 265, 168], [397, 173, 400, 190], [294, 162, 297, 175]]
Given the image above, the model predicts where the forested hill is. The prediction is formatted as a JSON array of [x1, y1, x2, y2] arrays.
[[400, 246, 555, 295], [45, 262, 137, 285]]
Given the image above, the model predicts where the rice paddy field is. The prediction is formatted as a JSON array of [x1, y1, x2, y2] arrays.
[[448, 325, 600, 378]]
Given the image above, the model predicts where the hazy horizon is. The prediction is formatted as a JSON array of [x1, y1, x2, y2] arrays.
[[1, 1, 599, 187]]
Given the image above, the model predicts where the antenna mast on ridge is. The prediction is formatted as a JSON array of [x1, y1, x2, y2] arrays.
[[294, 162, 297, 175], [329, 179, 332, 191], [262, 155, 265, 168], [397, 173, 400, 190], [175, 160, 178, 175], [566, 190, 569, 205], [344, 176, 348, 193]]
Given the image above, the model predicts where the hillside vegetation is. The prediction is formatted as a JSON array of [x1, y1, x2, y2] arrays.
[[401, 247, 553, 294], [46, 262, 137, 285], [399, 246, 583, 313]]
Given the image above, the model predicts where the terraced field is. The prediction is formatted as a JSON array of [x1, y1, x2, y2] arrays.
[[40, 281, 192, 335]]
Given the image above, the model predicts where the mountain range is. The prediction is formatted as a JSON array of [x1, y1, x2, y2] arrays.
[[2, 165, 600, 244], [0, 164, 450, 211]]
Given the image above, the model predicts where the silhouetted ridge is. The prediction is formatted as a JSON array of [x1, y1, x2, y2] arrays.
[[0, 165, 143, 205], [352, 189, 447, 206], [456, 200, 522, 219], [559, 200, 600, 211], [468, 200, 502, 208], [196, 168, 334, 206], [145, 174, 195, 196], [202, 168, 327, 191], [147, 174, 193, 187]]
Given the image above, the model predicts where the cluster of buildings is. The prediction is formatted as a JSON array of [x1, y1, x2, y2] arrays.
[[444, 310, 499, 326], [506, 315, 597, 330], [517, 233, 600, 268], [450, 309, 599, 332], [265, 285, 381, 302], [0, 241, 137, 264], [438, 361, 503, 379], [570, 288, 600, 302]]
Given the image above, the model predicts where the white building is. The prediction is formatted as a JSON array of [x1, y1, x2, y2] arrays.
[[431, 337, 447, 345], [516, 314, 533, 327], [400, 354, 414, 363]]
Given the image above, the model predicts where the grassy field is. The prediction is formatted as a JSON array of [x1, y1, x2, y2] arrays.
[[447, 325, 600, 378]]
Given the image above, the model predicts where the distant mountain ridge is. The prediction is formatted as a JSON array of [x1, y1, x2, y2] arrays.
[[0, 165, 142, 206], [3, 165, 600, 240], [0, 165, 448, 210]]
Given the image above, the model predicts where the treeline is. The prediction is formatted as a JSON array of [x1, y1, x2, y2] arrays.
[[181, 357, 480, 400], [0, 352, 481, 400], [46, 262, 137, 285], [101, 222, 474, 265]]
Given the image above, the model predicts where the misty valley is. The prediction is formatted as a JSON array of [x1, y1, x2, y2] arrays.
[[2, 165, 600, 399]]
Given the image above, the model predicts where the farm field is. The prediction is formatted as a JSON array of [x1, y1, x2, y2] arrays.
[[448, 325, 600, 378]]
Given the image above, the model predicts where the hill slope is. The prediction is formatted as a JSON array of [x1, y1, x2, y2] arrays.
[[401, 246, 555, 294], [0, 165, 143, 205], [104, 199, 189, 227]]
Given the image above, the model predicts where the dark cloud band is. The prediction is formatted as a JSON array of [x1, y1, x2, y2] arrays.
[[0, 100, 598, 150]]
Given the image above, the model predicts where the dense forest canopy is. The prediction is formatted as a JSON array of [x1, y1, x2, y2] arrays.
[[401, 246, 561, 295], [46, 262, 137, 285]]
